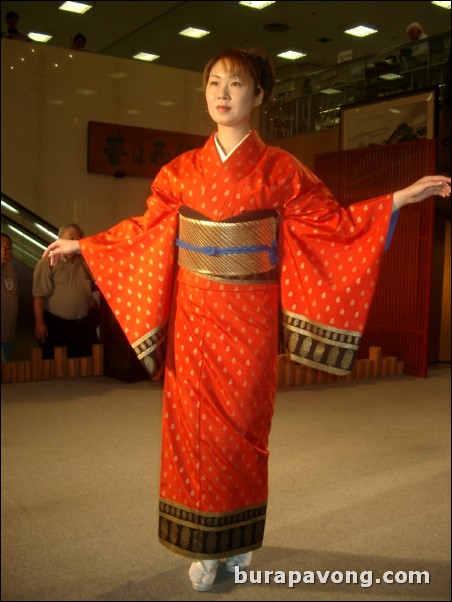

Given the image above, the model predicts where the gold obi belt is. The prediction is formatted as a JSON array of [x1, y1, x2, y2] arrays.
[[176, 213, 278, 277]]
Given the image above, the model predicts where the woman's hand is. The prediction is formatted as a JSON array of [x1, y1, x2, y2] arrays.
[[43, 238, 81, 266], [392, 175, 450, 211]]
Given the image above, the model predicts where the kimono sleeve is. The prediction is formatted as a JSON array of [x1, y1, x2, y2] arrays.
[[279, 163, 394, 375], [79, 169, 180, 379]]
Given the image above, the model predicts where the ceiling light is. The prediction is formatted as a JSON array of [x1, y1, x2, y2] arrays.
[[277, 50, 306, 60], [179, 27, 210, 39], [320, 88, 342, 95], [345, 25, 378, 38], [28, 32, 53, 43], [431, 1, 451, 8], [379, 73, 403, 80], [239, 1, 276, 9], [59, 2, 92, 14], [133, 52, 160, 62]]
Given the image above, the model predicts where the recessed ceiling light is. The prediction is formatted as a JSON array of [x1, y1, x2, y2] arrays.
[[431, 1, 451, 8], [379, 73, 403, 80], [345, 25, 378, 38], [179, 27, 210, 39], [28, 32, 53, 43], [133, 52, 160, 62], [320, 88, 342, 95], [59, 2, 92, 14], [239, 1, 276, 9], [277, 50, 306, 60]]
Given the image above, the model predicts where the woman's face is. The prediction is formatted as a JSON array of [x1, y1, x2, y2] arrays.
[[205, 60, 263, 130]]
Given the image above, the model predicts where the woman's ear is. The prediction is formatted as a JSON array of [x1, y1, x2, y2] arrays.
[[253, 87, 264, 108]]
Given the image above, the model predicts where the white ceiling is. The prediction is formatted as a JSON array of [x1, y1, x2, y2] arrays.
[[2, 1, 450, 75]]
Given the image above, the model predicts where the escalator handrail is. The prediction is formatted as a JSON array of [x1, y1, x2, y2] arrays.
[[1, 192, 59, 235]]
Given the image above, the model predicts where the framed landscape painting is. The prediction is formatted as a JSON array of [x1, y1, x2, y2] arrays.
[[340, 89, 436, 150]]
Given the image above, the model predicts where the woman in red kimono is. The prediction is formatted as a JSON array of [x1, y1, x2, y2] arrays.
[[44, 48, 450, 592]]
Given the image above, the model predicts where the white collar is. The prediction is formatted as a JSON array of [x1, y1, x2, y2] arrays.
[[214, 132, 251, 162]]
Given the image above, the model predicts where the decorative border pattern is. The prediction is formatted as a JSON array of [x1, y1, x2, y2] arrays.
[[282, 310, 361, 375], [132, 323, 167, 377], [158, 499, 267, 558]]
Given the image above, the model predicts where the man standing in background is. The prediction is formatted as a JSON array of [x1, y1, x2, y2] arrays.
[[1, 233, 18, 362]]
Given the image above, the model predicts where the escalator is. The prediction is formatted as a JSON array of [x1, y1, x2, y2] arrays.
[[1, 192, 149, 381], [1, 193, 58, 361], [1, 193, 58, 268]]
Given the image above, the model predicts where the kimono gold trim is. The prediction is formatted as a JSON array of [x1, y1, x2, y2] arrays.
[[158, 498, 267, 558], [197, 273, 279, 285], [132, 322, 167, 377], [282, 310, 361, 375]]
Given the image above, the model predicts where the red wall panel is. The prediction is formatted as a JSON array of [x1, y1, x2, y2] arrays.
[[314, 140, 436, 377]]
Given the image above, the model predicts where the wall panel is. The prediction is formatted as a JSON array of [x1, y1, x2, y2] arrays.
[[315, 140, 436, 377]]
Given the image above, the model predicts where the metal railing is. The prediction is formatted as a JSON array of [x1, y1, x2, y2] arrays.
[[261, 32, 450, 141]]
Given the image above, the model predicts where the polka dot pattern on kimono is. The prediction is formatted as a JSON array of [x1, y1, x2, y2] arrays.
[[159, 277, 278, 512], [80, 131, 394, 522]]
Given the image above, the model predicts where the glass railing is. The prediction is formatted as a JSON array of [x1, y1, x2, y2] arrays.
[[1, 193, 58, 268], [261, 31, 450, 140]]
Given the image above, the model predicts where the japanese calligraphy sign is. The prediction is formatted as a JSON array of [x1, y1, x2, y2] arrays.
[[87, 121, 208, 178]]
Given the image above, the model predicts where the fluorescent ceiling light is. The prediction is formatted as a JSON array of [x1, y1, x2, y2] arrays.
[[133, 52, 160, 62], [345, 25, 378, 38], [379, 73, 403, 80], [277, 50, 306, 60], [431, 1, 451, 8], [28, 32, 53, 43], [179, 27, 210, 38], [239, 1, 276, 8], [59, 2, 92, 14], [320, 88, 342, 95]]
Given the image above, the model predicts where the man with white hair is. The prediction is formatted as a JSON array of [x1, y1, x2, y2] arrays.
[[406, 22, 429, 64]]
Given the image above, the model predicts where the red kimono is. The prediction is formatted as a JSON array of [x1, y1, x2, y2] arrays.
[[80, 130, 394, 559]]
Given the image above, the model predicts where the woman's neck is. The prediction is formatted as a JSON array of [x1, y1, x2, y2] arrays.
[[216, 125, 251, 156]]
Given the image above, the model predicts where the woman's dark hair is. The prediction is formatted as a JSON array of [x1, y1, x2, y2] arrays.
[[203, 48, 275, 104]]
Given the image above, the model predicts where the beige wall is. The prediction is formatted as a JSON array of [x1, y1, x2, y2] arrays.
[[272, 129, 340, 171], [1, 39, 340, 236], [1, 39, 214, 234]]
